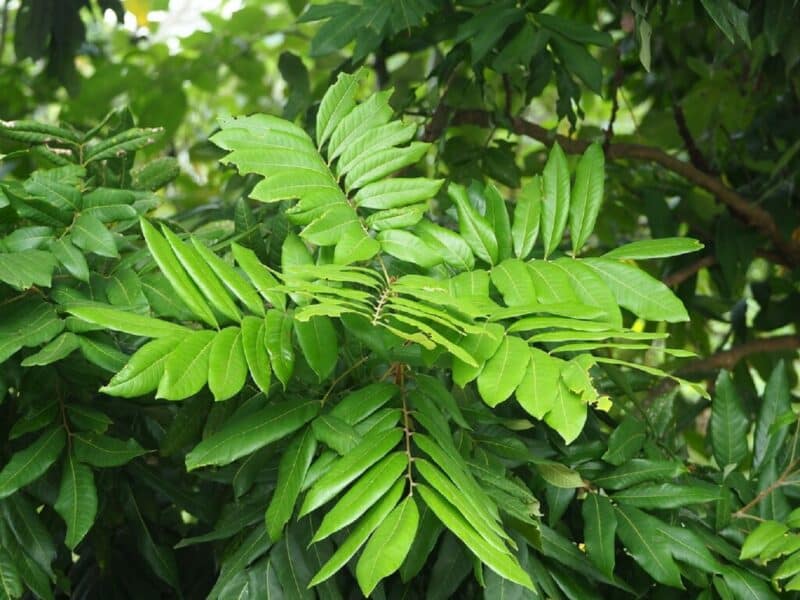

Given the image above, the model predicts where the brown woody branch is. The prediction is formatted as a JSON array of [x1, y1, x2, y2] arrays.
[[663, 255, 718, 287], [436, 109, 800, 266], [678, 335, 800, 375], [673, 105, 714, 174]]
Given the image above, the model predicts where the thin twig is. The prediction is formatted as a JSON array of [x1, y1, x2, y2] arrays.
[[395, 363, 415, 496]]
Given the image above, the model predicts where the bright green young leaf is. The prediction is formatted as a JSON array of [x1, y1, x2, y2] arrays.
[[740, 521, 788, 560], [156, 330, 216, 401], [232, 243, 286, 310], [101, 335, 184, 397], [540, 143, 570, 258], [265, 310, 295, 388], [295, 316, 338, 381], [356, 495, 419, 596], [265, 428, 317, 541], [603, 237, 704, 260], [377, 230, 441, 268], [66, 305, 189, 339], [512, 176, 542, 259], [311, 415, 360, 455], [544, 379, 588, 444], [329, 383, 399, 425], [449, 183, 498, 265], [477, 336, 531, 407], [582, 493, 617, 577], [190, 238, 264, 316], [515, 348, 563, 420], [208, 327, 248, 402], [482, 183, 512, 261], [415, 220, 475, 272], [584, 258, 689, 322], [140, 219, 218, 327], [569, 142, 604, 254], [710, 371, 749, 469], [55, 453, 98, 550], [0, 428, 65, 499], [162, 227, 242, 323], [240, 316, 272, 395], [491, 259, 536, 307]]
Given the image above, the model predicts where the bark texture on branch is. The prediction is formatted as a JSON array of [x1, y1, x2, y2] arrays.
[[432, 109, 800, 266]]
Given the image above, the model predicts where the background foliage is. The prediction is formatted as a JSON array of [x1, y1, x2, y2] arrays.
[[1, 0, 799, 598]]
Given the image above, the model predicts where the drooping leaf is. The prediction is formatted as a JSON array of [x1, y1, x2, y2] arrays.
[[54, 453, 98, 550], [540, 143, 570, 258], [0, 428, 66, 499], [569, 143, 604, 255], [710, 371, 749, 469], [186, 399, 319, 470], [355, 496, 419, 596], [582, 493, 616, 577]]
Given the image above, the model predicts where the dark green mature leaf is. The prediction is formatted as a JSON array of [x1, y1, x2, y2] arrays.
[[754, 361, 791, 471], [613, 483, 720, 509], [71, 213, 118, 258], [265, 429, 317, 541], [295, 316, 338, 381], [614, 505, 683, 588], [265, 310, 295, 388], [0, 250, 58, 290], [55, 453, 97, 550], [73, 433, 146, 467], [0, 548, 23, 600], [356, 495, 419, 596], [582, 493, 616, 577], [593, 459, 687, 490], [602, 416, 646, 466], [300, 427, 403, 516], [2, 495, 57, 577], [185, 399, 319, 470], [710, 371, 749, 469], [241, 316, 272, 395], [208, 327, 248, 402], [0, 428, 65, 499], [102, 335, 184, 397]]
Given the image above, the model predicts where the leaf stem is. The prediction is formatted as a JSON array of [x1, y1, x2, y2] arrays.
[[394, 362, 415, 496]]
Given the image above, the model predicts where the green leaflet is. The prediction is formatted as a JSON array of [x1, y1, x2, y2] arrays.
[[140, 219, 218, 327], [614, 505, 684, 588], [156, 330, 216, 401], [0, 548, 23, 600], [540, 143, 570, 258], [309, 479, 405, 587], [208, 327, 248, 402], [265, 310, 295, 388], [265, 428, 317, 541], [316, 70, 360, 148], [594, 459, 687, 490], [190, 238, 264, 316], [294, 316, 338, 381], [415, 220, 475, 272], [515, 348, 563, 420], [20, 332, 80, 366], [583, 258, 689, 322], [185, 399, 319, 470], [511, 176, 542, 260], [66, 305, 189, 338], [54, 453, 97, 550], [710, 371, 749, 469], [71, 213, 118, 258], [312, 415, 360, 455], [50, 237, 89, 282], [449, 183, 498, 265], [356, 496, 419, 596], [102, 335, 184, 397], [162, 227, 242, 323], [232, 243, 286, 310], [299, 427, 403, 516], [312, 452, 407, 542], [569, 143, 604, 254], [603, 237, 704, 260], [73, 433, 146, 467], [612, 482, 720, 509], [602, 416, 646, 466], [377, 229, 441, 268], [740, 521, 788, 560], [240, 316, 272, 395], [491, 259, 536, 307], [416, 485, 533, 590], [1, 495, 57, 577], [477, 336, 531, 407], [544, 378, 588, 444], [328, 382, 399, 424], [582, 493, 617, 577], [754, 361, 791, 471], [482, 182, 512, 262], [0, 428, 66, 499]]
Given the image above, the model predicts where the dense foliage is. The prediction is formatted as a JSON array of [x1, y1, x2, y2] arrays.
[[1, 1, 799, 599]]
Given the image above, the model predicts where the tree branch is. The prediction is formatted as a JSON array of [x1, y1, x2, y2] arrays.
[[678, 335, 800, 375], [663, 255, 717, 287], [441, 109, 800, 266], [673, 104, 714, 174]]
